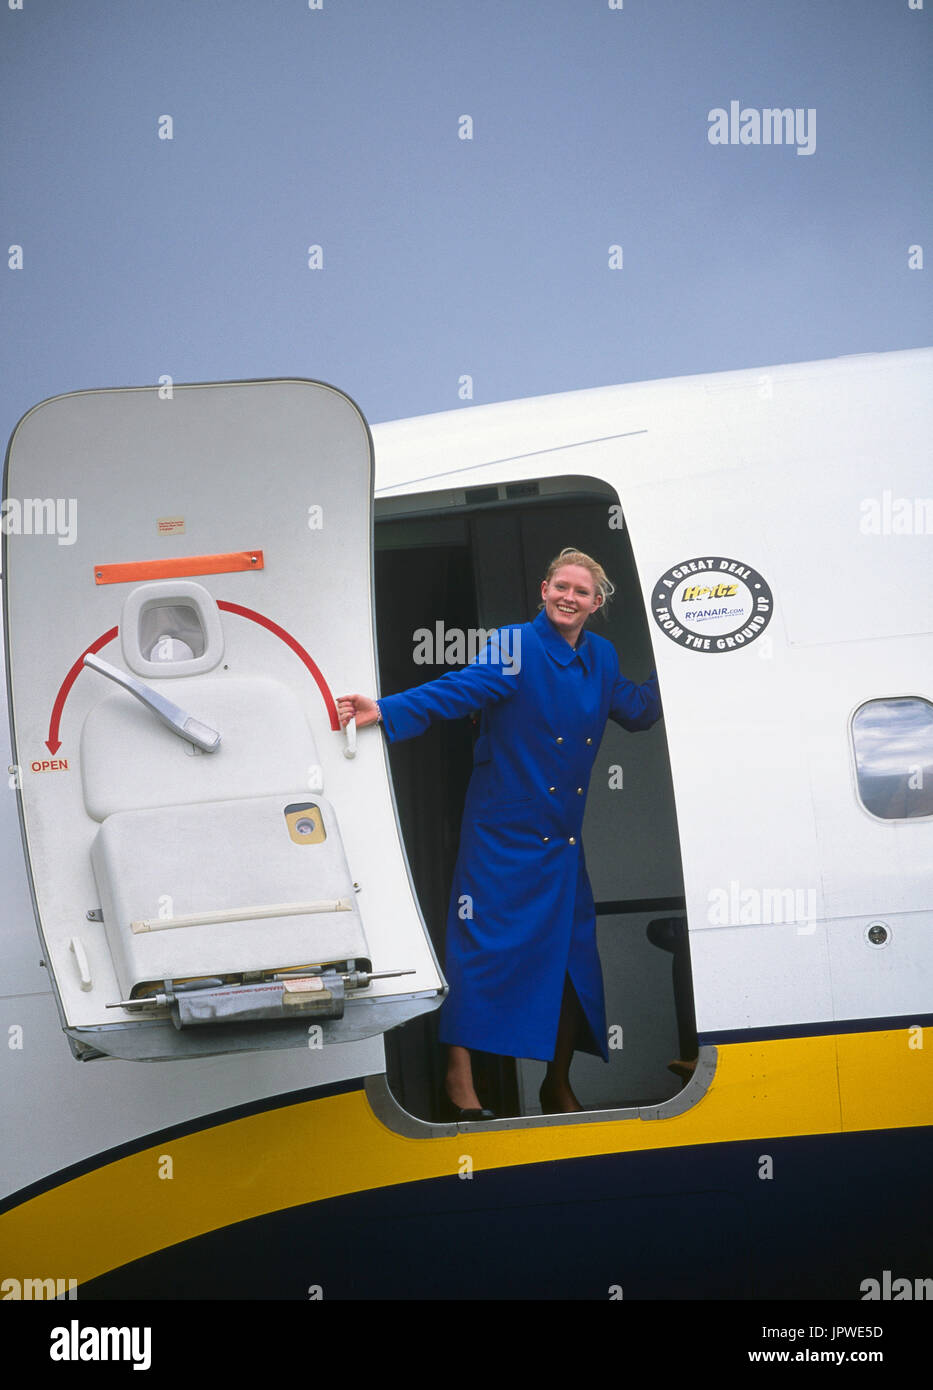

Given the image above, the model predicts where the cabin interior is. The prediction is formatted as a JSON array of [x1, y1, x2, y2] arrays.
[[374, 474, 696, 1121]]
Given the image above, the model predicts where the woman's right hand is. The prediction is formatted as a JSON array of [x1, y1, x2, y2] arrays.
[[337, 693, 381, 729]]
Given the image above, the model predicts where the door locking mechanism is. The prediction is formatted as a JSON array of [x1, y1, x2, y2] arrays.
[[83, 652, 221, 753]]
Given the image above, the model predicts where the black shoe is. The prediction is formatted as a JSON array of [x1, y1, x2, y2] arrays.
[[439, 1094, 496, 1123]]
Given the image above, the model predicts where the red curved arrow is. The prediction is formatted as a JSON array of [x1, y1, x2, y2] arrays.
[[46, 627, 119, 753], [216, 601, 339, 729], [44, 604, 340, 753]]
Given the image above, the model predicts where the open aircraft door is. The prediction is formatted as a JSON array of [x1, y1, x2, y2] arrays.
[[3, 380, 446, 1061]]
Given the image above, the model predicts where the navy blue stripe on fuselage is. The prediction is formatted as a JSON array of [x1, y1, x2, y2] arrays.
[[697, 1013, 933, 1046], [81, 1124, 933, 1301]]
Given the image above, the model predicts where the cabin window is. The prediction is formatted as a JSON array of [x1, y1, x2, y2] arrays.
[[851, 697, 933, 820]]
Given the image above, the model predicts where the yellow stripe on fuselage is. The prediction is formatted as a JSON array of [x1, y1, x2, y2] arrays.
[[0, 1028, 929, 1289]]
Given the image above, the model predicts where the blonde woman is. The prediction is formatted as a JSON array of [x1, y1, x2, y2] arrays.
[[338, 549, 661, 1118]]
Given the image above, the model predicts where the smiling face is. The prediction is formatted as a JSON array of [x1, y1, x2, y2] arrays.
[[540, 564, 603, 645]]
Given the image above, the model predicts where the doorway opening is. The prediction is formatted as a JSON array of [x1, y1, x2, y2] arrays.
[[374, 476, 694, 1125]]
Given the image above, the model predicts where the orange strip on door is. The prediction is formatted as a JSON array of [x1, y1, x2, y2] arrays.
[[94, 550, 264, 585]]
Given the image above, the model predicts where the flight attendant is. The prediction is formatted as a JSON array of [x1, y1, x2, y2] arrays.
[[338, 549, 661, 1118]]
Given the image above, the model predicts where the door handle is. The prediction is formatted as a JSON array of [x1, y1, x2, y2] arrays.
[[83, 652, 222, 753], [343, 715, 357, 759]]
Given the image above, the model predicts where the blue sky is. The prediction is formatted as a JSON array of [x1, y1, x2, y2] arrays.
[[1, 0, 930, 435]]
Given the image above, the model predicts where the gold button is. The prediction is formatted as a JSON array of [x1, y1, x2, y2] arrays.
[[568, 837, 576, 845], [548, 786, 556, 793], [586, 737, 592, 745], [556, 737, 564, 744], [542, 836, 550, 843], [576, 787, 583, 795]]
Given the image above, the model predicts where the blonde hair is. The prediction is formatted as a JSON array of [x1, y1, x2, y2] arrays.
[[541, 547, 615, 614]]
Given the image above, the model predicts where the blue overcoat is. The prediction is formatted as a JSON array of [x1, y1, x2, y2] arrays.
[[378, 608, 661, 1062]]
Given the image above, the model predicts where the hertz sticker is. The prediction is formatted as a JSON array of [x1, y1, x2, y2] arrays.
[[652, 556, 773, 653]]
